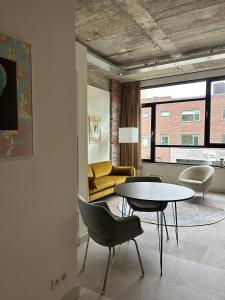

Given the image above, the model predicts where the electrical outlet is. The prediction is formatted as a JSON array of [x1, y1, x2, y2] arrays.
[[51, 273, 67, 290]]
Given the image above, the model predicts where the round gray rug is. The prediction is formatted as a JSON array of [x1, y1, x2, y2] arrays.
[[118, 197, 225, 227]]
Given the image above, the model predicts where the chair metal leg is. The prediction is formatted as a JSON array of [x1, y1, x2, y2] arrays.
[[101, 247, 112, 295], [174, 202, 179, 245], [157, 211, 160, 251], [112, 246, 116, 256], [122, 197, 124, 217], [80, 236, 89, 272], [131, 239, 145, 278], [163, 211, 169, 240], [160, 211, 163, 277], [128, 206, 132, 216]]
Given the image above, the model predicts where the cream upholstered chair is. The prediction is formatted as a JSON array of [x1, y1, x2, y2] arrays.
[[179, 165, 215, 200]]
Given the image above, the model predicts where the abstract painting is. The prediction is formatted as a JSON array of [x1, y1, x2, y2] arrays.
[[0, 33, 32, 158], [89, 115, 101, 144]]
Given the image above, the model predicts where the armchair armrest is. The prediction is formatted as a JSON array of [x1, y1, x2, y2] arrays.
[[94, 201, 110, 211], [111, 166, 136, 176], [113, 215, 143, 245]]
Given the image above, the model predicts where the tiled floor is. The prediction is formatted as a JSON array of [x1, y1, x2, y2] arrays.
[[78, 192, 225, 300]]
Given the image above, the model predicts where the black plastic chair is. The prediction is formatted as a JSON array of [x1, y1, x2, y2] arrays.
[[78, 194, 145, 295], [125, 176, 169, 239], [124, 176, 169, 276]]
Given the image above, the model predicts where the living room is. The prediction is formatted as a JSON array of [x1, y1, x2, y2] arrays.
[[1, 1, 225, 300], [76, 1, 225, 300]]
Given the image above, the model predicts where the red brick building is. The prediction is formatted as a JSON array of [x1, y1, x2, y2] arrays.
[[141, 94, 225, 163]]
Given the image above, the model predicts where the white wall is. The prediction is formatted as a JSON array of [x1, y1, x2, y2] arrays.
[[88, 85, 110, 163], [0, 1, 78, 300], [142, 162, 225, 193], [75, 42, 88, 241]]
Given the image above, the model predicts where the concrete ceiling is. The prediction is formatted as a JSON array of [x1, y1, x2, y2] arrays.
[[75, 0, 225, 81]]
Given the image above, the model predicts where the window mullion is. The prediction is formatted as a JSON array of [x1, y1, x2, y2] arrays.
[[150, 104, 156, 162], [205, 79, 211, 146]]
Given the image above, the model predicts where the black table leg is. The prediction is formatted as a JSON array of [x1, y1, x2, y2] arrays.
[[160, 211, 163, 276], [174, 201, 179, 245]]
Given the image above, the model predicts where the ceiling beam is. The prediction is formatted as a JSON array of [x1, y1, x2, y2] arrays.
[[87, 48, 225, 79], [124, 51, 225, 76], [87, 51, 124, 75], [113, 0, 181, 57]]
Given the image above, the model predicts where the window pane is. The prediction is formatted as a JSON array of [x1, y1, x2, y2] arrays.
[[156, 101, 205, 146], [141, 81, 206, 104], [210, 80, 225, 143], [155, 147, 225, 165], [141, 107, 151, 159]]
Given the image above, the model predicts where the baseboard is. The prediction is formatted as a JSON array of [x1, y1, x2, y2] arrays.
[[78, 232, 88, 246], [209, 187, 225, 194], [59, 284, 80, 300]]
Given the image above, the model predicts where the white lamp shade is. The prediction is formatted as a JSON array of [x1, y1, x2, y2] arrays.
[[119, 127, 139, 143]]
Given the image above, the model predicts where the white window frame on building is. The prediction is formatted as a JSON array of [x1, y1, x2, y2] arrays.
[[212, 80, 225, 95], [160, 135, 169, 145], [160, 111, 170, 117], [181, 134, 199, 146], [141, 112, 149, 118], [221, 134, 225, 143], [181, 110, 200, 122], [141, 135, 149, 148], [222, 108, 225, 120]]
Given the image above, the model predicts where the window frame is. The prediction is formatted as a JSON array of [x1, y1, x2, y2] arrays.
[[181, 110, 200, 123], [222, 108, 225, 121], [141, 135, 149, 148], [160, 134, 170, 145], [180, 134, 199, 146], [141, 75, 225, 165]]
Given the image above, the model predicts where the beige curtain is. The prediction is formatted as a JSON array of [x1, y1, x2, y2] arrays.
[[120, 81, 141, 169]]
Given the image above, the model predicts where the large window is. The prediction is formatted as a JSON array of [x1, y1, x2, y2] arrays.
[[141, 77, 225, 165]]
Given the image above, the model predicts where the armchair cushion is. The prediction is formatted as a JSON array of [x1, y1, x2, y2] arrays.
[[88, 164, 94, 178], [107, 175, 127, 185], [94, 176, 115, 190], [111, 166, 135, 176], [91, 161, 112, 178], [89, 177, 97, 189]]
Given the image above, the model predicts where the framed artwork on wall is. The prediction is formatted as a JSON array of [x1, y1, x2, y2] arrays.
[[0, 33, 32, 158], [89, 115, 101, 144]]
